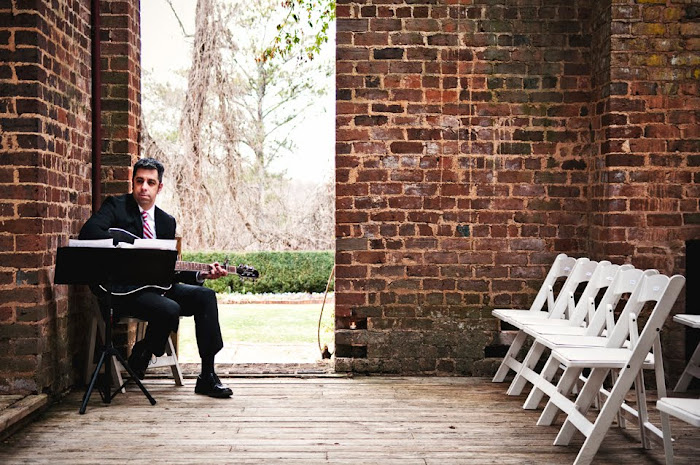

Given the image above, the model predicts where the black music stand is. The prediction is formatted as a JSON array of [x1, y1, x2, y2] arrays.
[[55, 246, 177, 414]]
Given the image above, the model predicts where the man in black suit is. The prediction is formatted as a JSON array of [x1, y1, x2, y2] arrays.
[[79, 157, 232, 398]]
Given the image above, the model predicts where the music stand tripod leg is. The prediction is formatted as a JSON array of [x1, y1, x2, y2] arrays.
[[80, 303, 157, 413], [80, 349, 108, 414], [111, 350, 157, 405]]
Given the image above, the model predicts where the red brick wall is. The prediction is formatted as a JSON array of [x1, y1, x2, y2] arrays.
[[335, 0, 699, 375], [0, 0, 140, 395], [0, 0, 93, 393]]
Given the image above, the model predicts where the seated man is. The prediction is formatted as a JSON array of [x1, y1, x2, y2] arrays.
[[79, 157, 232, 398]]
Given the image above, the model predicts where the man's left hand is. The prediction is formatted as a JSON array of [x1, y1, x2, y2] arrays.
[[200, 262, 228, 280]]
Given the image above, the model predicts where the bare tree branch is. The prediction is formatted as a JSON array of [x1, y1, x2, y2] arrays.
[[165, 0, 194, 37]]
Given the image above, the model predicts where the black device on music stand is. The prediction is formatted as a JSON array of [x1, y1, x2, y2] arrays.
[[55, 246, 178, 414]]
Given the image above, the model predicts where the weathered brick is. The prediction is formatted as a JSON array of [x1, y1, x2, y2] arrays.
[[373, 48, 403, 60]]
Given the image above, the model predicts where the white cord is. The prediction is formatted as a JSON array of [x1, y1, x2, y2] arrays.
[[317, 264, 336, 357], [98, 283, 172, 295]]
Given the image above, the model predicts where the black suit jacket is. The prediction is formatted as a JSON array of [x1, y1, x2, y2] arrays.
[[79, 193, 198, 285]]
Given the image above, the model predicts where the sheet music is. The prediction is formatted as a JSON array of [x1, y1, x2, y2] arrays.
[[131, 239, 177, 250], [68, 239, 114, 248], [68, 238, 176, 250]]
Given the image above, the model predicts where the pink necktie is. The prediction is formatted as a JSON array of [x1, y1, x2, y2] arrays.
[[142, 211, 154, 239]]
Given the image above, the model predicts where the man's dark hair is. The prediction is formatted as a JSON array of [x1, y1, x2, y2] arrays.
[[133, 157, 165, 183]]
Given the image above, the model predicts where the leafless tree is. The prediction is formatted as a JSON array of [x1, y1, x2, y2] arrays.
[[142, 0, 334, 251]]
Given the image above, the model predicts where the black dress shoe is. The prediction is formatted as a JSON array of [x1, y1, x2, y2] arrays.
[[127, 340, 152, 380], [195, 373, 233, 398]]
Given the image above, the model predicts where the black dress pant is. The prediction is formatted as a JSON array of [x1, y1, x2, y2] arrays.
[[112, 283, 224, 358]]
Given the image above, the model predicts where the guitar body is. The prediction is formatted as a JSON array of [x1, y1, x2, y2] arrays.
[[96, 261, 259, 296]]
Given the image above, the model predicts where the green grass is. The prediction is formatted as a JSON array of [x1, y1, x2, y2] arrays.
[[177, 303, 334, 361]]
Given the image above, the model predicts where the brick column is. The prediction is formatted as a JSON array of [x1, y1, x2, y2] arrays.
[[0, 0, 142, 395], [0, 1, 93, 393], [100, 0, 141, 197], [589, 0, 700, 378]]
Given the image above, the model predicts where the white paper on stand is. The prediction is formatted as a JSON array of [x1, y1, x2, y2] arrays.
[[68, 239, 114, 248], [131, 239, 177, 250]]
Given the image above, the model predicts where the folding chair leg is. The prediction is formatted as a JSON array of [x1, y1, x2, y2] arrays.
[[674, 340, 700, 392], [654, 337, 672, 453], [136, 320, 147, 340], [129, 320, 183, 387], [660, 409, 674, 465], [85, 315, 98, 384], [538, 367, 583, 426], [609, 371, 626, 428], [570, 368, 638, 465], [508, 341, 546, 396], [165, 334, 184, 386], [555, 368, 610, 446], [493, 330, 527, 382], [524, 354, 560, 410], [657, 336, 677, 464], [634, 371, 650, 448]]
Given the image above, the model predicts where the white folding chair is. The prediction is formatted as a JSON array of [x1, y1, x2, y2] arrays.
[[530, 273, 685, 465], [516, 267, 654, 407], [492, 256, 595, 383], [506, 262, 630, 396], [115, 317, 184, 386], [86, 310, 184, 388]]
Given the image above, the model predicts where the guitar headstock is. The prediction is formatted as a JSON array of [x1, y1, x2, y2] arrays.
[[235, 264, 259, 280]]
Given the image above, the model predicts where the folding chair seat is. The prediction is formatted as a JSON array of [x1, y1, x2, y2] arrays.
[[492, 257, 599, 383], [85, 307, 184, 388], [657, 396, 700, 465], [526, 272, 685, 465]]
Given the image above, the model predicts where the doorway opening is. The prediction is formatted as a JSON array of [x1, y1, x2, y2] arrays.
[[140, 1, 336, 372]]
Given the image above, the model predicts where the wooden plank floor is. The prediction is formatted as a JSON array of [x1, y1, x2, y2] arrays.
[[0, 377, 697, 464]]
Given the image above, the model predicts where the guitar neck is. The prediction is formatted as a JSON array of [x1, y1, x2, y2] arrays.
[[174, 261, 258, 280], [175, 261, 236, 273]]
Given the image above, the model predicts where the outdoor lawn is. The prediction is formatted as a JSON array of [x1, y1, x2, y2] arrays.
[[176, 302, 335, 363]]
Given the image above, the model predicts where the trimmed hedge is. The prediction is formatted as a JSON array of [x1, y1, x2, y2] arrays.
[[181, 250, 334, 294]]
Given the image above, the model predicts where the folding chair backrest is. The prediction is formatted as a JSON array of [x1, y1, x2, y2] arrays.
[[547, 258, 598, 320], [606, 273, 685, 349], [584, 267, 655, 336], [568, 262, 629, 327], [526, 253, 579, 313]]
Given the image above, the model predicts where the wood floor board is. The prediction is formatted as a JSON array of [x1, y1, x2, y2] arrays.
[[0, 377, 697, 464]]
